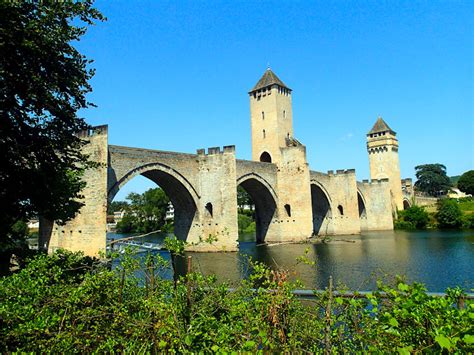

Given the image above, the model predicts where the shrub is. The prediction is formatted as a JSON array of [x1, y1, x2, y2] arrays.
[[394, 220, 415, 230], [436, 199, 463, 229], [238, 213, 253, 233], [398, 205, 430, 229], [1, 250, 472, 353], [462, 214, 474, 229]]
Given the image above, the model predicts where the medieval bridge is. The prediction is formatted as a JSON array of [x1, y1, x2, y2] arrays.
[[43, 124, 393, 256], [43, 69, 400, 256]]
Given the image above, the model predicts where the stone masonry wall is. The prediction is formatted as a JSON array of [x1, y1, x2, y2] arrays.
[[47, 125, 108, 256], [357, 179, 394, 231]]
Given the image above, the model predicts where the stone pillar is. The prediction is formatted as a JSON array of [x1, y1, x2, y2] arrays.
[[189, 146, 238, 251], [267, 145, 313, 243], [47, 125, 109, 256]]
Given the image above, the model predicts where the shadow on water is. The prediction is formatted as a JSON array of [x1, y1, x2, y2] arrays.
[[108, 230, 474, 292]]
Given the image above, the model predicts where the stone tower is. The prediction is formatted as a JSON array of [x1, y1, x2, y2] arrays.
[[367, 117, 404, 211], [249, 68, 294, 165]]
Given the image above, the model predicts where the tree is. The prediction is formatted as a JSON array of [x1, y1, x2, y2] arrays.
[[0, 2, 104, 271], [237, 186, 254, 212], [457, 170, 474, 196], [414, 164, 451, 196], [436, 199, 463, 229], [116, 188, 171, 234], [398, 205, 430, 229], [108, 201, 129, 215]]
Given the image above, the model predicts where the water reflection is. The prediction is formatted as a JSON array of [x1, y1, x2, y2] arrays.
[[109, 230, 474, 292]]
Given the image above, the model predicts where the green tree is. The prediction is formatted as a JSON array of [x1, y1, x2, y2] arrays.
[[414, 164, 451, 196], [457, 170, 474, 196], [108, 201, 129, 215], [436, 199, 463, 229], [116, 188, 171, 234], [237, 186, 254, 212], [0, 1, 104, 273], [398, 205, 430, 229]]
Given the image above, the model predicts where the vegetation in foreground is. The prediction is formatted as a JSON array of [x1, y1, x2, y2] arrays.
[[0, 249, 472, 353]]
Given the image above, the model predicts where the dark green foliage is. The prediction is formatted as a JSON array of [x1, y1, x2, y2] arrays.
[[396, 205, 430, 229], [237, 186, 254, 212], [414, 164, 452, 196], [0, 250, 472, 353], [394, 220, 416, 230], [436, 199, 463, 229], [107, 200, 129, 214], [458, 170, 474, 196], [116, 188, 172, 234], [450, 175, 461, 186], [0, 1, 104, 266], [238, 213, 256, 234], [462, 214, 474, 229]]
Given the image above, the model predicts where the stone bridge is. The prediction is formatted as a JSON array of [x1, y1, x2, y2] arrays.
[[42, 125, 394, 256]]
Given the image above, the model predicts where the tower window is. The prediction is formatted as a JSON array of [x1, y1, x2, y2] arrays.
[[263, 129, 266, 138], [284, 204, 291, 217], [262, 111, 264, 120], [283, 110, 286, 118]]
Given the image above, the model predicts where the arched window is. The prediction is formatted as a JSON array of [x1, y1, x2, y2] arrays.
[[260, 152, 272, 163], [283, 110, 286, 118], [205, 202, 213, 217], [337, 205, 344, 216]]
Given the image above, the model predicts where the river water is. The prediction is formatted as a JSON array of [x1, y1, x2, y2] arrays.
[[108, 230, 474, 292]]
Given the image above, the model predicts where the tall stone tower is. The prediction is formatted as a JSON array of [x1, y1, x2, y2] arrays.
[[249, 68, 294, 164], [367, 117, 404, 211]]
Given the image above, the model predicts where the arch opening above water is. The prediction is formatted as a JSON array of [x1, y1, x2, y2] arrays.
[[237, 175, 277, 244], [108, 164, 199, 242], [311, 183, 332, 236], [357, 191, 367, 218]]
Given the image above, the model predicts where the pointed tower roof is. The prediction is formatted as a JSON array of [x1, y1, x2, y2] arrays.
[[249, 68, 291, 93], [368, 117, 396, 135]]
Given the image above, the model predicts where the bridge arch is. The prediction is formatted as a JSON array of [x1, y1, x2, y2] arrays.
[[357, 189, 367, 218], [237, 173, 278, 243], [108, 163, 200, 242], [310, 181, 333, 235]]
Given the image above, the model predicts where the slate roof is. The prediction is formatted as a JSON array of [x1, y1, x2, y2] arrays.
[[368, 117, 396, 135], [250, 68, 291, 93]]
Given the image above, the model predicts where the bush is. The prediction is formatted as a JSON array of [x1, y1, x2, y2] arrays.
[[398, 205, 430, 229], [394, 220, 415, 230], [462, 214, 474, 229], [436, 199, 463, 229], [238, 213, 253, 233], [0, 250, 472, 353]]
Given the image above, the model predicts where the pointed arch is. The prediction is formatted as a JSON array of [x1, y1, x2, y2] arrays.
[[107, 163, 199, 241]]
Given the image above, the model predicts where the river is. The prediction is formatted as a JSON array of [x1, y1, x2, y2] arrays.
[[108, 230, 474, 292]]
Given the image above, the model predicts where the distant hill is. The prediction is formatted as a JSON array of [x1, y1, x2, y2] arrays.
[[450, 175, 460, 186]]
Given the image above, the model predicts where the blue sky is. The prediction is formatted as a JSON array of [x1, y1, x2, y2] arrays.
[[77, 1, 473, 201]]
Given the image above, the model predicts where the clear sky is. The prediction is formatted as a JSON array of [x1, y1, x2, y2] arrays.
[[77, 1, 473, 201]]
